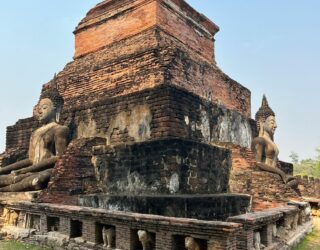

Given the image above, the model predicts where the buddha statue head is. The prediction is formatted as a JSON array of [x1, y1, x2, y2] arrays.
[[255, 95, 277, 139], [38, 75, 64, 124]]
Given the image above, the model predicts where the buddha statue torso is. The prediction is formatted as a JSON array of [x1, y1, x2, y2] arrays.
[[29, 122, 61, 165], [252, 136, 279, 168], [252, 95, 296, 187]]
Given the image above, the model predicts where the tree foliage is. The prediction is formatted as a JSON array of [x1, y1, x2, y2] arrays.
[[292, 148, 320, 177]]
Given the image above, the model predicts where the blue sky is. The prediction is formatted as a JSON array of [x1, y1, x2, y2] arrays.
[[0, 1, 319, 162]]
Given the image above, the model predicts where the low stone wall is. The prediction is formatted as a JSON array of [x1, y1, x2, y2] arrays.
[[228, 202, 312, 250], [0, 201, 312, 250], [1, 202, 242, 250]]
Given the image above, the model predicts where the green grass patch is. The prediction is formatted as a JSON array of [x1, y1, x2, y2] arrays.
[[293, 230, 320, 250], [0, 240, 51, 250]]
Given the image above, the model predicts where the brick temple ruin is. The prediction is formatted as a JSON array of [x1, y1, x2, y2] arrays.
[[0, 0, 319, 249]]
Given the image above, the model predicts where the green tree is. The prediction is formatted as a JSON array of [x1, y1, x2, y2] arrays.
[[293, 147, 320, 177], [289, 151, 299, 164]]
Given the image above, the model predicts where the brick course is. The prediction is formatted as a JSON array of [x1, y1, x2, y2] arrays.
[[6, 85, 251, 155]]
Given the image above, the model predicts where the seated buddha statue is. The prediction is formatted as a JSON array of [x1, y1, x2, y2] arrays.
[[0, 77, 70, 192], [252, 95, 295, 186]]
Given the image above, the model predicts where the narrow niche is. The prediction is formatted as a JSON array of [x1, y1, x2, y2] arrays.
[[26, 214, 41, 231], [253, 229, 264, 250], [70, 220, 83, 238], [47, 216, 60, 232], [173, 235, 207, 250], [95, 223, 116, 248], [131, 229, 156, 250]]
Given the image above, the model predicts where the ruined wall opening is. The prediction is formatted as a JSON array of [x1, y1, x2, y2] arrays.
[[173, 235, 207, 250], [130, 230, 156, 250], [70, 220, 83, 238], [253, 229, 267, 250], [95, 223, 116, 247], [26, 214, 41, 231], [130, 229, 143, 250], [47, 216, 60, 232]]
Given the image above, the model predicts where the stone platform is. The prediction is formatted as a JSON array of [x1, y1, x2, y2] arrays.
[[79, 193, 252, 220], [5, 202, 243, 250]]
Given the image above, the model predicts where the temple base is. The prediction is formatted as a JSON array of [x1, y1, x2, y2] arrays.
[[79, 193, 252, 220]]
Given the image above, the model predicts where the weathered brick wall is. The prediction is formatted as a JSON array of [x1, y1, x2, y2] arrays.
[[75, 0, 158, 59], [39, 138, 231, 204], [34, 0, 250, 118], [79, 194, 251, 221], [5, 117, 39, 153], [38, 138, 105, 204], [3, 84, 303, 211], [5, 85, 252, 155], [3, 0, 251, 154], [74, 0, 219, 62], [93, 139, 232, 195], [156, 0, 217, 63], [5, 201, 310, 250], [48, 27, 250, 117], [2, 84, 252, 209], [296, 175, 320, 198]]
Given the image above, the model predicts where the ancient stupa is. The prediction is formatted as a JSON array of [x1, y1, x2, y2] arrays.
[[0, 1, 315, 249]]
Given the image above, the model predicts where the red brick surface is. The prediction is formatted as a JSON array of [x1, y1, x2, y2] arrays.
[[74, 0, 219, 62], [49, 0, 250, 117], [75, 0, 157, 58], [229, 145, 302, 211]]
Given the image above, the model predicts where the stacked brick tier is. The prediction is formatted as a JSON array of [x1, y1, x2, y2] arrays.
[[12, 84, 253, 216], [37, 0, 250, 118], [91, 139, 232, 195], [6, 85, 252, 154], [79, 194, 251, 221], [38, 137, 253, 219], [74, 0, 219, 61], [5, 85, 301, 213]]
